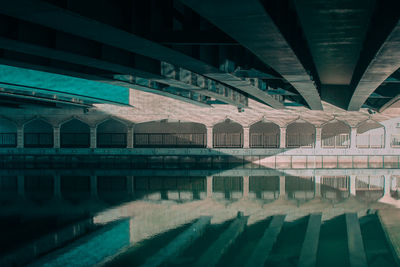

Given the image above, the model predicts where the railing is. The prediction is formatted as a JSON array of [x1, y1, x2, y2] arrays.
[[213, 133, 243, 148], [356, 134, 384, 148], [322, 133, 350, 148], [391, 134, 400, 147], [0, 133, 17, 147], [134, 133, 206, 148], [24, 133, 53, 148], [286, 134, 315, 148], [97, 133, 127, 148], [250, 133, 279, 148], [61, 133, 90, 148]]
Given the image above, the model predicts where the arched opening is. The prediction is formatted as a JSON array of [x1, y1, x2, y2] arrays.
[[24, 119, 53, 148], [25, 176, 53, 202], [0, 118, 17, 147], [249, 121, 280, 148], [321, 176, 349, 202], [212, 176, 243, 199], [60, 119, 90, 148], [134, 121, 206, 148], [355, 176, 384, 203], [97, 119, 127, 148], [97, 176, 128, 203], [356, 120, 384, 148], [249, 176, 279, 200], [286, 176, 314, 202], [213, 120, 243, 148], [321, 121, 350, 148], [61, 176, 90, 203], [286, 121, 315, 148]]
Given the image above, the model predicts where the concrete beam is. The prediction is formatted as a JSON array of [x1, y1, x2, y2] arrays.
[[0, 0, 283, 108], [141, 216, 211, 267], [348, 19, 400, 111], [180, 0, 322, 110], [345, 213, 368, 267], [246, 215, 286, 267], [195, 213, 247, 267], [298, 213, 322, 267]]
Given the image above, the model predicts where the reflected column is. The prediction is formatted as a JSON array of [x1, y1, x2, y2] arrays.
[[279, 176, 286, 199], [350, 127, 357, 150], [54, 127, 60, 148], [350, 175, 356, 196], [127, 176, 135, 198], [280, 127, 286, 148], [90, 127, 96, 149], [17, 175, 24, 197], [243, 176, 249, 199], [17, 125, 24, 148], [315, 127, 322, 150], [54, 175, 61, 199], [90, 175, 98, 198], [206, 126, 213, 148], [127, 126, 134, 148], [207, 176, 213, 198], [383, 175, 391, 198], [243, 127, 250, 148], [314, 175, 321, 198]]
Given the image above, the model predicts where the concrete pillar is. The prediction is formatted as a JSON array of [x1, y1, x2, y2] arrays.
[[314, 175, 321, 198], [243, 127, 250, 148], [350, 175, 356, 196], [127, 127, 134, 148], [127, 176, 134, 196], [206, 126, 213, 148], [54, 175, 61, 198], [279, 176, 286, 199], [280, 127, 286, 148], [243, 176, 249, 199], [350, 127, 357, 150], [315, 127, 322, 150], [53, 127, 60, 148], [383, 175, 391, 197], [207, 176, 213, 198], [90, 127, 96, 149], [385, 128, 392, 149], [90, 176, 98, 198], [17, 175, 24, 197], [17, 126, 24, 148]]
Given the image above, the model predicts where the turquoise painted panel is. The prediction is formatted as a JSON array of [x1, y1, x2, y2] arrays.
[[0, 64, 129, 104]]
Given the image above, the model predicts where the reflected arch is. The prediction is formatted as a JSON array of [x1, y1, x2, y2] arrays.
[[286, 121, 315, 148], [97, 119, 127, 148], [0, 118, 17, 147], [321, 120, 350, 148], [60, 119, 90, 148], [356, 120, 384, 148], [134, 120, 206, 148], [249, 121, 280, 148], [24, 119, 53, 148], [213, 119, 243, 148]]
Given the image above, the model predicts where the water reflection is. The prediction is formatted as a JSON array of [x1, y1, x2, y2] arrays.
[[0, 169, 399, 266]]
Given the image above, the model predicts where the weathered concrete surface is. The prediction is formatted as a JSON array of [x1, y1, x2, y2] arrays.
[[246, 215, 286, 267], [298, 213, 322, 267], [378, 209, 400, 265], [345, 213, 368, 267]]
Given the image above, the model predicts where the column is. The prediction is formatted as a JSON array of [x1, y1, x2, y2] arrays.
[[54, 175, 61, 198], [280, 127, 286, 148], [127, 176, 134, 197], [350, 127, 357, 150], [315, 127, 322, 150], [53, 127, 60, 148], [349, 175, 356, 196], [206, 126, 213, 148], [243, 127, 250, 148], [17, 126, 24, 148], [17, 175, 24, 197], [90, 175, 98, 198], [90, 127, 96, 149], [127, 127, 134, 148], [243, 176, 249, 199], [279, 176, 286, 199], [314, 175, 321, 198], [206, 176, 213, 198]]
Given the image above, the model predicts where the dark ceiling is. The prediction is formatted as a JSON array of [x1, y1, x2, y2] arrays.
[[0, 0, 398, 111]]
